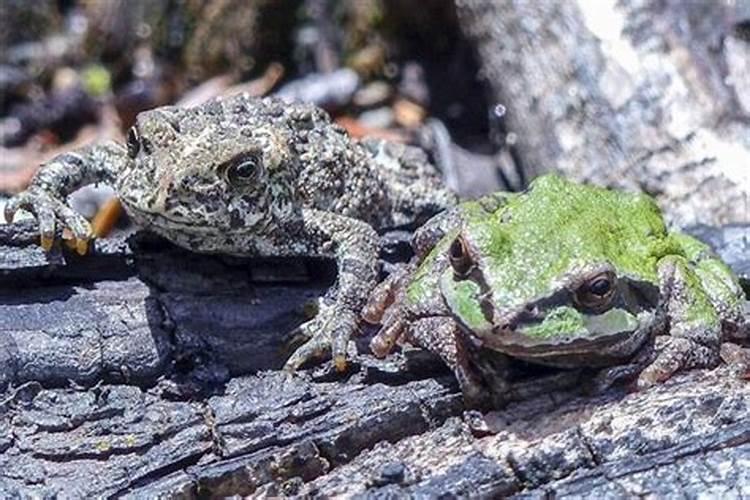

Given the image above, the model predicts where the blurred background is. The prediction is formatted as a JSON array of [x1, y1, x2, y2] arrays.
[[1, 0, 748, 228], [0, 0, 504, 207]]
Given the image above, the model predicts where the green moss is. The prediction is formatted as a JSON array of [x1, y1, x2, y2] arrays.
[[523, 307, 586, 339], [406, 231, 455, 305], [440, 273, 491, 332], [668, 232, 714, 260], [81, 64, 112, 97], [583, 308, 639, 335], [451, 281, 489, 330], [669, 256, 719, 325]]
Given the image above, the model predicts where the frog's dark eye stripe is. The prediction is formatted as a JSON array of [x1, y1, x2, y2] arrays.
[[222, 151, 264, 185], [449, 235, 473, 277], [575, 271, 617, 310], [126, 126, 140, 158]]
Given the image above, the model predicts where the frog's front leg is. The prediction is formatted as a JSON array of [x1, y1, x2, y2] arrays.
[[284, 208, 380, 371], [365, 284, 492, 407], [380, 314, 491, 408], [414, 317, 494, 408], [669, 233, 747, 338], [4, 142, 126, 254], [637, 255, 723, 388]]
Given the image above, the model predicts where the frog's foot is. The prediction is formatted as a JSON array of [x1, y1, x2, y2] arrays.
[[587, 340, 654, 394], [719, 343, 750, 380], [284, 302, 358, 372], [362, 264, 413, 357], [4, 188, 92, 254], [636, 336, 720, 389]]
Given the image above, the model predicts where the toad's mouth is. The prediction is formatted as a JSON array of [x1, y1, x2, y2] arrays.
[[121, 203, 219, 231]]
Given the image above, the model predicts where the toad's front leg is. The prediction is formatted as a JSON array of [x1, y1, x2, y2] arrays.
[[284, 208, 380, 371], [4, 142, 126, 254]]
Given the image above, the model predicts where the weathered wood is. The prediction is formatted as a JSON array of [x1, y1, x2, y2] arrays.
[[0, 221, 335, 390], [456, 0, 750, 227], [0, 369, 463, 498], [1, 219, 748, 497], [297, 366, 750, 498]]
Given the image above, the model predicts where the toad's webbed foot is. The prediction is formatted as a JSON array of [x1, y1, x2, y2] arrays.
[[283, 300, 358, 372], [4, 187, 93, 254], [3, 144, 122, 254]]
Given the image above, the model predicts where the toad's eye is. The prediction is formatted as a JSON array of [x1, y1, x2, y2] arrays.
[[127, 126, 140, 158], [575, 272, 617, 309], [224, 152, 263, 185], [449, 235, 474, 277]]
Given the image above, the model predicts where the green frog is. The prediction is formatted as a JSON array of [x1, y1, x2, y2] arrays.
[[364, 175, 747, 407]]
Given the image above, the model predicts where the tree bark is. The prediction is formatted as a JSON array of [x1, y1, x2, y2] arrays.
[[457, 0, 750, 227]]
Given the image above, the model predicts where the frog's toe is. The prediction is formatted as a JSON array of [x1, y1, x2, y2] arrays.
[[57, 204, 92, 240], [57, 205, 93, 254], [363, 275, 397, 324], [362, 264, 411, 324], [720, 343, 750, 379], [370, 318, 405, 358], [36, 204, 58, 251], [3, 192, 26, 224], [7, 190, 60, 250], [637, 337, 719, 389], [331, 311, 358, 371]]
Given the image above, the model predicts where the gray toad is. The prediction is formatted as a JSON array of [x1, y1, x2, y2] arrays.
[[5, 94, 457, 370]]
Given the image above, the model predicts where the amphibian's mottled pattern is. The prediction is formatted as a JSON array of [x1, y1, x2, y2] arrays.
[[5, 95, 457, 369], [364, 175, 747, 408]]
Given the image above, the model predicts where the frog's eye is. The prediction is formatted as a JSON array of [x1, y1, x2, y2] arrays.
[[224, 152, 263, 185], [575, 272, 617, 309], [449, 236, 473, 277], [127, 126, 140, 158]]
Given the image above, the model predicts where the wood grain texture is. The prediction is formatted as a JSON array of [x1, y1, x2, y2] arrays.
[[457, 0, 749, 227]]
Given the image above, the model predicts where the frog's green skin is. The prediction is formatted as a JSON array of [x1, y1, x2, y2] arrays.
[[364, 175, 746, 408]]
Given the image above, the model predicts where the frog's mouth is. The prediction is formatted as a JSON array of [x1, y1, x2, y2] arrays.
[[441, 269, 661, 367], [481, 307, 658, 366]]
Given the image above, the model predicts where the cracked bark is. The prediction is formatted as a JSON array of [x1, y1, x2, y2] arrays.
[[1, 219, 748, 497]]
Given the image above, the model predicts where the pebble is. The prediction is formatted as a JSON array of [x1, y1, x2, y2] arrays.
[[358, 107, 395, 130]]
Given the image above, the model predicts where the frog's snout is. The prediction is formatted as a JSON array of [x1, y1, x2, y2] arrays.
[[493, 304, 545, 336], [493, 323, 514, 336]]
